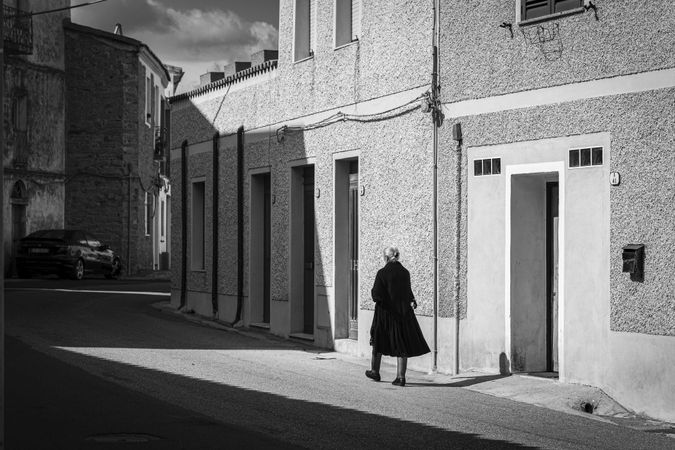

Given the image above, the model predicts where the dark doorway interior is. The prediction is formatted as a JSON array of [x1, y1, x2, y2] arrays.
[[546, 182, 559, 373], [263, 174, 272, 324], [302, 166, 315, 335]]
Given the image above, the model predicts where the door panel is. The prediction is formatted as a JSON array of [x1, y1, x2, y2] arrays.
[[303, 167, 315, 335], [348, 162, 359, 340]]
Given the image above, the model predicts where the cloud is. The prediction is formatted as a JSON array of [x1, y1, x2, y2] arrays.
[[72, 0, 279, 91]]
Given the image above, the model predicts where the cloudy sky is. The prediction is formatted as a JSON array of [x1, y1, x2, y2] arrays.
[[72, 0, 280, 94]]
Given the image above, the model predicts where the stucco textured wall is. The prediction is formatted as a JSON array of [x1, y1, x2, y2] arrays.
[[445, 89, 675, 337], [171, 0, 439, 321], [441, 0, 675, 101]]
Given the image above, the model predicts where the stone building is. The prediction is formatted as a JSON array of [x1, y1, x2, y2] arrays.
[[170, 0, 675, 422], [2, 0, 70, 274], [64, 20, 176, 275]]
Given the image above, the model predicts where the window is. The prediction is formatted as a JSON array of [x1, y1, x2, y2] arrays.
[[191, 181, 205, 271], [569, 147, 603, 168], [294, 0, 315, 61], [474, 158, 502, 176], [335, 0, 360, 47], [160, 199, 165, 238], [145, 192, 153, 236], [145, 76, 151, 125], [521, 0, 583, 21]]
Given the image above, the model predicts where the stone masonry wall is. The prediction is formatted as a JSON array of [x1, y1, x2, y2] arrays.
[[64, 28, 135, 270]]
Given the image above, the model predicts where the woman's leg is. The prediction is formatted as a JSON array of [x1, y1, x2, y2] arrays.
[[396, 357, 407, 379], [371, 351, 382, 373]]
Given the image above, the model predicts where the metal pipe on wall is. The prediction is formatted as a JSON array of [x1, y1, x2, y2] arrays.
[[211, 133, 220, 317], [233, 126, 245, 325], [430, 0, 441, 373], [180, 140, 188, 309]]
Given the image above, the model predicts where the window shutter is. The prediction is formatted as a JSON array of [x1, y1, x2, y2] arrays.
[[310, 0, 317, 53], [336, 0, 352, 47], [294, 0, 312, 60], [522, 0, 551, 20], [351, 0, 360, 40]]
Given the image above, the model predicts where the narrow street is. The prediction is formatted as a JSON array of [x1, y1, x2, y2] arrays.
[[5, 279, 673, 449]]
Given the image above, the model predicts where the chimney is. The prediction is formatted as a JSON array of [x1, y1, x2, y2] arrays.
[[251, 50, 279, 67], [223, 61, 251, 78], [113, 23, 123, 35], [199, 72, 224, 87]]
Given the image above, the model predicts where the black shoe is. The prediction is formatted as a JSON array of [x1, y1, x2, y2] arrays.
[[365, 370, 381, 382], [392, 377, 406, 387]]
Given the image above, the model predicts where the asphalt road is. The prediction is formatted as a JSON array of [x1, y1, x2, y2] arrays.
[[5, 278, 674, 449]]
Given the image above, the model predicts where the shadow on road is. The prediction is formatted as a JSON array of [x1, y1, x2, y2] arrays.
[[8, 338, 535, 450]]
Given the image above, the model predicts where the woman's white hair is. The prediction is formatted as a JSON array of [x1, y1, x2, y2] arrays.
[[383, 246, 400, 262]]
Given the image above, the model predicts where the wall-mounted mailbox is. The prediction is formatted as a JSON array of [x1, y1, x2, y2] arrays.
[[622, 244, 645, 280]]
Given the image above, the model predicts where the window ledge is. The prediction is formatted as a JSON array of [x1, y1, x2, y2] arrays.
[[334, 39, 359, 51], [519, 7, 585, 26], [293, 54, 314, 65], [191, 269, 206, 273]]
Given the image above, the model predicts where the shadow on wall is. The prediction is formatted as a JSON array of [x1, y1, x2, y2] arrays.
[[174, 98, 330, 339]]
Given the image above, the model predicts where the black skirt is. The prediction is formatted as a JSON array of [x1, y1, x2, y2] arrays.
[[370, 304, 431, 357]]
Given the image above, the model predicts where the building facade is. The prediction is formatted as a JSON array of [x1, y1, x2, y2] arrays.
[[3, 0, 70, 274], [170, 0, 675, 422], [64, 20, 175, 275]]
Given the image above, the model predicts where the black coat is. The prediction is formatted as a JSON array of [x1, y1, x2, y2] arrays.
[[371, 261, 415, 319], [370, 261, 430, 357]]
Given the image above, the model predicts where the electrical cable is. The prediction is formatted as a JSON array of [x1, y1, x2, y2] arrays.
[[27, 0, 109, 17]]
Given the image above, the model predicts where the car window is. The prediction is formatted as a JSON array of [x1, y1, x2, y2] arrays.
[[87, 235, 101, 248], [68, 231, 87, 245]]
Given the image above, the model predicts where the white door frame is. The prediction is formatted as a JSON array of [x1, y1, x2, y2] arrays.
[[505, 161, 566, 379]]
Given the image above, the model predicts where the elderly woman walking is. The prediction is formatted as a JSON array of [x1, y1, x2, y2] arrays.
[[366, 247, 430, 386]]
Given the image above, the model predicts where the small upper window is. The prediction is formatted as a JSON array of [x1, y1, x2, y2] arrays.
[[294, 0, 315, 61], [569, 147, 603, 168], [474, 158, 501, 176], [335, 0, 361, 48], [521, 0, 583, 21]]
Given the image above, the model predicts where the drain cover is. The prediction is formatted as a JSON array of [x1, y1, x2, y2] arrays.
[[85, 433, 161, 443]]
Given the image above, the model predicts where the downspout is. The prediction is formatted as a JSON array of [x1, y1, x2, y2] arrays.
[[431, 0, 440, 373], [180, 140, 188, 309], [212, 132, 220, 317], [127, 163, 133, 275], [233, 126, 245, 325], [453, 134, 462, 375]]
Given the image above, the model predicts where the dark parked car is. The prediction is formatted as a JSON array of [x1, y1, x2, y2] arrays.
[[15, 229, 122, 280]]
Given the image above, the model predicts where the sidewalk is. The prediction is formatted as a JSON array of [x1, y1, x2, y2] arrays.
[[153, 300, 675, 436]]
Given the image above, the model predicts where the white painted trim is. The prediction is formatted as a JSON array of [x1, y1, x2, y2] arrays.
[[505, 161, 565, 379], [332, 149, 360, 160], [288, 156, 317, 168], [444, 68, 675, 118], [332, 152, 360, 342], [249, 166, 272, 175]]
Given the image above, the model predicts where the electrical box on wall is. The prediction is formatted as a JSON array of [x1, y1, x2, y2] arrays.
[[622, 244, 645, 282]]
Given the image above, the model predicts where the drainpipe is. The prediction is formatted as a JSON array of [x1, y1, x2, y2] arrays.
[[127, 163, 133, 276], [233, 126, 245, 325], [212, 133, 219, 317], [180, 140, 188, 309], [453, 136, 462, 376], [430, 0, 441, 373]]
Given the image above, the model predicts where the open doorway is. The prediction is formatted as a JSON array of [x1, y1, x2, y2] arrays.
[[508, 170, 561, 376], [334, 158, 359, 340], [250, 172, 271, 326], [290, 165, 315, 339]]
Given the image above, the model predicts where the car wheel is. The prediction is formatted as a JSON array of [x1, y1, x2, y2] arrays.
[[71, 258, 85, 280], [105, 258, 121, 279]]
